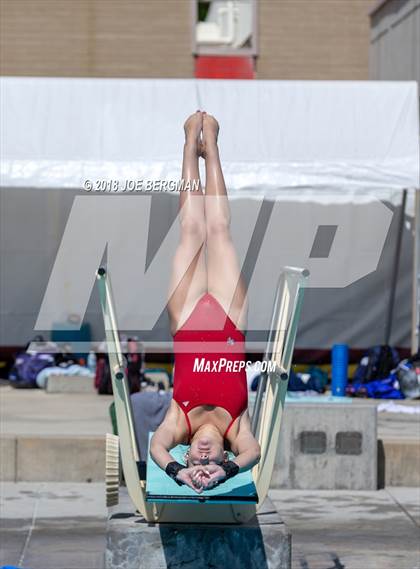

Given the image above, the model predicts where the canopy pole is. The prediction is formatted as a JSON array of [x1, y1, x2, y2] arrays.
[[385, 189, 407, 345], [412, 188, 420, 355]]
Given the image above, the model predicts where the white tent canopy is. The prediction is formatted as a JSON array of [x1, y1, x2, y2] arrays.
[[1, 78, 419, 203], [0, 78, 419, 351]]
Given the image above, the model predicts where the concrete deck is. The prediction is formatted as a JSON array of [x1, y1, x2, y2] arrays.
[[0, 483, 418, 569], [2, 385, 419, 439], [1, 385, 419, 485], [0, 386, 113, 436]]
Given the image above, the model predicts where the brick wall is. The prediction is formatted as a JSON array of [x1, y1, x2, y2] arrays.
[[0, 0, 193, 77], [257, 0, 374, 79], [0, 0, 375, 80]]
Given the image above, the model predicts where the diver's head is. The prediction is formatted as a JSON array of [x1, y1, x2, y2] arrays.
[[184, 423, 229, 467]]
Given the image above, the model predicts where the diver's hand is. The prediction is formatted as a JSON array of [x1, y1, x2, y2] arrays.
[[198, 464, 226, 490], [176, 466, 209, 493]]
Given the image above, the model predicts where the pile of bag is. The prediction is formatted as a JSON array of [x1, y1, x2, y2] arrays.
[[287, 366, 328, 393], [395, 351, 420, 399], [349, 345, 420, 399], [8, 336, 82, 389], [247, 363, 328, 394]]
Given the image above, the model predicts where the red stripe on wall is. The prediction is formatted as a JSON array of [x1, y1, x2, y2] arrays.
[[195, 56, 255, 79]]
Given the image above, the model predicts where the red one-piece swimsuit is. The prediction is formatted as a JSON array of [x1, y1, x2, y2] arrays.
[[173, 293, 248, 442]]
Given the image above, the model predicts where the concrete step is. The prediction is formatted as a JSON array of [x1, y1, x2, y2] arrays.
[[378, 438, 420, 487], [1, 434, 419, 487], [45, 373, 96, 393], [1, 435, 105, 483]]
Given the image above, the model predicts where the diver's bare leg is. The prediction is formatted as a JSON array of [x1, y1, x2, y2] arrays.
[[167, 112, 207, 335], [202, 113, 247, 331]]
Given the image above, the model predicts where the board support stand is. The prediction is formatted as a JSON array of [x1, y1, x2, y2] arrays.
[[106, 488, 291, 569]]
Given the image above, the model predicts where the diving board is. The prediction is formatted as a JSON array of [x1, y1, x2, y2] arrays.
[[97, 264, 309, 523], [146, 433, 258, 504]]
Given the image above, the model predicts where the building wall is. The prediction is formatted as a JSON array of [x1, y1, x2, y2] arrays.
[[370, 0, 420, 83], [0, 0, 375, 80], [0, 0, 193, 78], [257, 0, 373, 79]]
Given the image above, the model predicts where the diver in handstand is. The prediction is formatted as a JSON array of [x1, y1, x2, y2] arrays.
[[150, 111, 261, 493]]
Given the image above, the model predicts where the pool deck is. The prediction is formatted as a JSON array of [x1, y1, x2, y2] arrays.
[[0, 482, 418, 569], [1, 384, 419, 439]]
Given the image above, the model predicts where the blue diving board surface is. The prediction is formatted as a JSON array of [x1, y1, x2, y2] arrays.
[[146, 433, 258, 504]]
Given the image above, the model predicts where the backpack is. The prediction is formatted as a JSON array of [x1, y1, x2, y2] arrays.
[[95, 355, 113, 395], [10, 351, 56, 388], [287, 366, 328, 393], [396, 350, 420, 399], [353, 345, 400, 384], [95, 352, 144, 395]]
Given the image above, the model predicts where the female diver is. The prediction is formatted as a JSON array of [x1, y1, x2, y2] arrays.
[[150, 111, 261, 493]]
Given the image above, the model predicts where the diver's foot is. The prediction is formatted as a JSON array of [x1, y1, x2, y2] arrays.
[[197, 140, 205, 158], [184, 111, 203, 156], [201, 112, 219, 158]]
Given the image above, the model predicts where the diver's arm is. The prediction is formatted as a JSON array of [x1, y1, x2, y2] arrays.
[[230, 410, 261, 471], [196, 411, 261, 489], [149, 403, 179, 470]]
